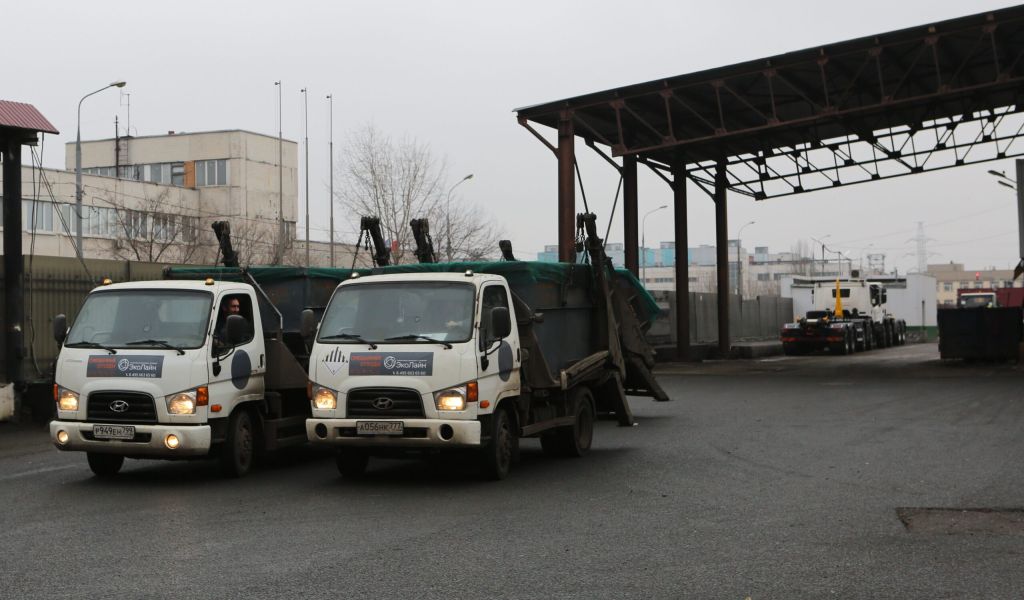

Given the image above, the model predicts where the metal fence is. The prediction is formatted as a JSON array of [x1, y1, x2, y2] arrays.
[[0, 256, 168, 381], [645, 290, 794, 346]]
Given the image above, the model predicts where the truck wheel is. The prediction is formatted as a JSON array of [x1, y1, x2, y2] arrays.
[[846, 332, 856, 354], [542, 387, 595, 457], [87, 453, 123, 478], [219, 408, 255, 478], [782, 343, 795, 356], [883, 324, 893, 348], [479, 408, 516, 480], [335, 450, 369, 478], [865, 329, 873, 351]]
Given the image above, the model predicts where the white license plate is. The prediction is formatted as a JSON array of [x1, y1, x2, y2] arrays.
[[356, 421, 404, 436], [93, 425, 135, 440]]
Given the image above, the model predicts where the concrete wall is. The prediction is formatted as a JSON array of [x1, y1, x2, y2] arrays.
[[646, 291, 794, 345]]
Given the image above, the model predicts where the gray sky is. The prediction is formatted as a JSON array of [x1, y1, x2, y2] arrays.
[[6, 0, 1021, 273]]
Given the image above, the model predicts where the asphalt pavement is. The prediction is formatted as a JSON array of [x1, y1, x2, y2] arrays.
[[1, 342, 1022, 599]]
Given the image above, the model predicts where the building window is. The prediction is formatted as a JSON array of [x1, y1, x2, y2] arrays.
[[22, 200, 54, 232], [757, 273, 771, 281], [196, 159, 229, 186], [943, 283, 953, 292], [171, 163, 184, 187]]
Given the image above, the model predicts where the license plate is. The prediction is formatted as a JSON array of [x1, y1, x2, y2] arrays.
[[356, 421, 404, 436], [93, 425, 135, 440]]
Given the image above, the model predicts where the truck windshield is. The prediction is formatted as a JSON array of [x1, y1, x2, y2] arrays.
[[960, 295, 995, 308], [319, 282, 475, 344], [65, 290, 213, 350]]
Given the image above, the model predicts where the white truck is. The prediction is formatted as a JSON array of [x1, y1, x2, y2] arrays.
[[49, 225, 312, 478], [781, 279, 907, 355], [303, 213, 667, 479]]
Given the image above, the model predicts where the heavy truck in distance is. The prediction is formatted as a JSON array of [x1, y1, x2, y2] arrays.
[[781, 279, 907, 356], [303, 212, 668, 480], [49, 223, 314, 478], [937, 287, 1024, 361]]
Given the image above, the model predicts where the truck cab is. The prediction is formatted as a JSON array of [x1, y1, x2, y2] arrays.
[[306, 272, 521, 476], [49, 278, 293, 478]]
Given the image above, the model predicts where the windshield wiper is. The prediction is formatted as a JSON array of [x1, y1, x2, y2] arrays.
[[384, 334, 453, 349], [64, 341, 117, 354], [126, 339, 185, 355], [319, 333, 377, 349]]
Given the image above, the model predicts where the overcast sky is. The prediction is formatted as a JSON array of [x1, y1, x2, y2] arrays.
[[6, 0, 1021, 273]]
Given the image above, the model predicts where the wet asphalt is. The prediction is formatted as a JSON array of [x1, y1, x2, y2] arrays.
[[1, 342, 1022, 599]]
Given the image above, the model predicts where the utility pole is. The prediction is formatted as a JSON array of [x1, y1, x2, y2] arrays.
[[274, 81, 284, 264], [301, 87, 309, 268], [327, 93, 334, 267]]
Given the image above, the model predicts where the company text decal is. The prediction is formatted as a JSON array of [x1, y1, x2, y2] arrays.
[[87, 355, 164, 379], [349, 352, 432, 376]]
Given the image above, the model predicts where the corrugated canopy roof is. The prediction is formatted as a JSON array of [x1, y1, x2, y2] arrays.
[[517, 5, 1024, 199], [0, 100, 58, 135]]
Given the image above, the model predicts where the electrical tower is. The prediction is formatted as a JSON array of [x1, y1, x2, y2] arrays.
[[910, 221, 930, 273], [867, 253, 886, 275]]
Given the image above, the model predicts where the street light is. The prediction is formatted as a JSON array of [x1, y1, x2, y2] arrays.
[[736, 220, 755, 298], [76, 81, 126, 258], [446, 174, 473, 262], [641, 205, 668, 285], [809, 234, 831, 277]]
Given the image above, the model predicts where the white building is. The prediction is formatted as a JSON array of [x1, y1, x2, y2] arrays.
[[0, 130, 362, 266]]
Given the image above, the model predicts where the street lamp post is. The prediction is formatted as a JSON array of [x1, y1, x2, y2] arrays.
[[641, 205, 668, 285], [300, 87, 309, 268], [76, 81, 126, 258], [736, 220, 755, 298], [446, 174, 473, 262], [327, 93, 334, 267], [810, 235, 831, 277]]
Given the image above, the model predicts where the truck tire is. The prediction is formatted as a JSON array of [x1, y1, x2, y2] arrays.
[[542, 387, 595, 458], [335, 450, 369, 478], [479, 408, 516, 480], [782, 343, 796, 356], [87, 453, 123, 478], [219, 408, 255, 478], [846, 331, 856, 354], [864, 328, 873, 351]]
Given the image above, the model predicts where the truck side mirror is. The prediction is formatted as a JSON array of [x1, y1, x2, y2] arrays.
[[53, 314, 68, 345], [881, 289, 888, 304], [300, 309, 317, 341], [225, 314, 248, 346], [490, 306, 512, 340]]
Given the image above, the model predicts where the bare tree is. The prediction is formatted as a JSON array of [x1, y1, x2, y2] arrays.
[[227, 219, 303, 267], [335, 124, 502, 264], [102, 188, 211, 264]]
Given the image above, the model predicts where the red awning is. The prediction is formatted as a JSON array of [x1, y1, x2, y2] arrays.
[[0, 100, 58, 134]]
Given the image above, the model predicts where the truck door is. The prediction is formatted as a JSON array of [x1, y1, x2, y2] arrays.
[[478, 283, 520, 405], [209, 292, 266, 414]]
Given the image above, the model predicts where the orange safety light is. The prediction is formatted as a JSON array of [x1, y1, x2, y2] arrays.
[[211, 404, 222, 413], [196, 386, 209, 406], [467, 381, 479, 403], [479, 400, 490, 409], [53, 384, 58, 402]]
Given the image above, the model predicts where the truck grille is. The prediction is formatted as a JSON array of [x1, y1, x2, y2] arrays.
[[346, 387, 424, 418], [87, 391, 157, 424]]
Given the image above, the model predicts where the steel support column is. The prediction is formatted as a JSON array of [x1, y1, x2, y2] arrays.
[[672, 159, 689, 360], [557, 111, 576, 262], [714, 160, 730, 356], [623, 155, 639, 275], [2, 139, 24, 385]]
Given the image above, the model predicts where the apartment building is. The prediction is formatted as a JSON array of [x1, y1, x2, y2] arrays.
[[926, 262, 1021, 306], [0, 129, 360, 266]]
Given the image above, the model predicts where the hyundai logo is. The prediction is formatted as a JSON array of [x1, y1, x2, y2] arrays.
[[371, 397, 394, 410], [109, 400, 130, 413]]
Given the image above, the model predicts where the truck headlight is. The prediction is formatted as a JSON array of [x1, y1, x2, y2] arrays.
[[435, 383, 477, 411], [312, 386, 337, 410], [56, 387, 79, 411], [167, 391, 197, 415]]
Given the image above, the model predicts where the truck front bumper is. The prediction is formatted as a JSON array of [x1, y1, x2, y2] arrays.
[[49, 421, 212, 458], [306, 418, 481, 448]]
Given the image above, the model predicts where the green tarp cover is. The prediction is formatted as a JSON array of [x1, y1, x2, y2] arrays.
[[167, 261, 661, 323]]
